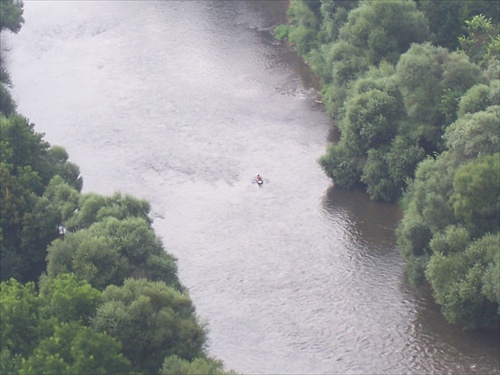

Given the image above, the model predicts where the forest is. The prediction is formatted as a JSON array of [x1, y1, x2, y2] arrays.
[[0, 1, 234, 373], [276, 0, 499, 329]]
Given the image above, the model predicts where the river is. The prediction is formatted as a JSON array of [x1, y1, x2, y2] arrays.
[[2, 1, 499, 374]]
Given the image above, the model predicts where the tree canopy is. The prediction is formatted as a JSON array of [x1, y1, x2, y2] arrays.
[[279, 0, 499, 328], [0, 0, 24, 33]]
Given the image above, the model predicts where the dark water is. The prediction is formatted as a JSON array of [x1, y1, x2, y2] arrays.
[[3, 1, 498, 373]]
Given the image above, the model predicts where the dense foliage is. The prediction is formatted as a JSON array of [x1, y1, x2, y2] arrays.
[[0, 2, 235, 373], [0, 0, 23, 33], [278, 0, 499, 328]]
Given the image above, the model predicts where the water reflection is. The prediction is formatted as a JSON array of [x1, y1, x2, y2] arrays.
[[321, 185, 403, 249], [411, 284, 500, 374], [321, 184, 499, 374]]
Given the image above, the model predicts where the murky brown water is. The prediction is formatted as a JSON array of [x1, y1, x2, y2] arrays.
[[3, 1, 498, 373]]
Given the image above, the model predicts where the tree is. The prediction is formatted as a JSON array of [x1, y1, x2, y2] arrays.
[[396, 43, 483, 152], [361, 137, 424, 203], [0, 83, 16, 115], [46, 231, 128, 290], [64, 193, 108, 230], [19, 323, 132, 375], [66, 192, 151, 231], [481, 245, 500, 309], [92, 278, 206, 374], [444, 105, 500, 160], [160, 355, 234, 375], [397, 104, 499, 326], [396, 153, 459, 283], [320, 63, 416, 200], [0, 162, 35, 281], [17, 177, 81, 281], [417, 0, 465, 50], [38, 274, 102, 327], [46, 146, 83, 192], [1, 274, 104, 360], [459, 15, 500, 67], [417, 0, 500, 51], [0, 115, 52, 187], [426, 233, 499, 328], [318, 0, 359, 45], [338, 0, 429, 65], [385, 135, 425, 191], [450, 153, 500, 236], [47, 216, 181, 290], [428, 225, 471, 256], [286, 0, 320, 55], [323, 40, 367, 86], [0, 279, 40, 357], [361, 146, 398, 202], [0, 0, 24, 33], [344, 88, 402, 151], [457, 84, 492, 117], [318, 140, 363, 190]]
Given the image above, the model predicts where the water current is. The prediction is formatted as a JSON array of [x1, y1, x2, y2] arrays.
[[2, 1, 499, 373]]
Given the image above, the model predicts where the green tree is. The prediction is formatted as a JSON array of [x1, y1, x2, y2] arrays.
[[318, 140, 362, 190], [428, 225, 471, 256], [396, 43, 483, 152], [0, 83, 16, 115], [450, 153, 500, 236], [426, 233, 499, 328], [361, 137, 424, 203], [1, 274, 105, 363], [417, 0, 465, 50], [339, 0, 429, 65], [397, 104, 499, 326], [320, 63, 419, 200], [66, 192, 151, 231], [344, 88, 402, 151], [417, 0, 499, 50], [47, 216, 181, 290], [444, 105, 500, 160], [92, 278, 206, 374], [481, 246, 500, 309], [46, 146, 83, 192], [46, 231, 128, 290], [160, 355, 234, 375], [0, 162, 36, 281], [0, 129, 84, 282], [19, 323, 132, 375], [317, 0, 359, 45], [0, 114, 51, 191], [64, 193, 108, 230], [17, 177, 81, 281], [459, 14, 500, 67], [396, 153, 459, 283], [385, 135, 425, 191], [0, 279, 40, 357], [0, 0, 24, 33], [38, 274, 102, 327], [457, 84, 492, 117], [286, 0, 320, 55], [361, 146, 399, 202]]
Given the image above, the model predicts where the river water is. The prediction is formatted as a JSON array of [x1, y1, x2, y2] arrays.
[[2, 1, 499, 374]]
